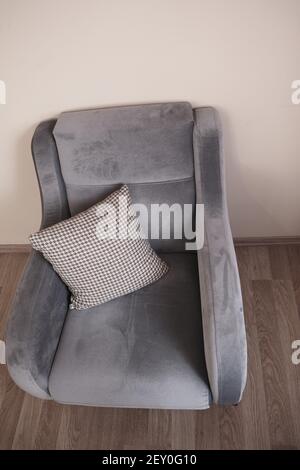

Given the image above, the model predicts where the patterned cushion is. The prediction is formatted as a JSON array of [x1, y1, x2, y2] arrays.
[[29, 185, 169, 310]]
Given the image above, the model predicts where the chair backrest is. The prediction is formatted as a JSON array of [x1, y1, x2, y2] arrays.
[[53, 102, 195, 252]]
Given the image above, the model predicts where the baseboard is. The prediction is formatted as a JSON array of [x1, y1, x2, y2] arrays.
[[0, 238, 299, 253], [0, 244, 31, 253], [234, 236, 300, 247]]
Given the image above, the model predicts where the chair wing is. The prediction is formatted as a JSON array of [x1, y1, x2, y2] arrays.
[[5, 120, 70, 398]]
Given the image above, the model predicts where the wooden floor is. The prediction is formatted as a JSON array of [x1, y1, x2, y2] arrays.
[[0, 246, 300, 450]]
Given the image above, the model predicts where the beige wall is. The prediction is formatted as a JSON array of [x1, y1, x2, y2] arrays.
[[1, 0, 300, 243]]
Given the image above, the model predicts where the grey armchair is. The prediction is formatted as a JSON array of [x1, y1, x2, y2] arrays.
[[6, 103, 247, 409]]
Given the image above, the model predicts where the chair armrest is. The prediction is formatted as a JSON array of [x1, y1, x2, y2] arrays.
[[193, 107, 247, 405], [5, 119, 70, 398], [6, 251, 69, 398]]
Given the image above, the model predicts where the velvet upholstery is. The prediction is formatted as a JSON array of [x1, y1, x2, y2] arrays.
[[53, 103, 194, 186], [193, 107, 247, 405], [49, 254, 211, 409], [32, 120, 70, 228], [6, 121, 70, 399], [6, 252, 69, 399], [6, 103, 247, 408]]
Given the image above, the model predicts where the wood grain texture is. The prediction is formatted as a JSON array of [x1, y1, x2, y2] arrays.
[[234, 237, 300, 247], [33, 400, 63, 450], [253, 281, 297, 449], [287, 246, 300, 315], [0, 248, 300, 449], [0, 253, 28, 337]]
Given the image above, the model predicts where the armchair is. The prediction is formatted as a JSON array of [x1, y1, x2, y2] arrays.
[[6, 103, 247, 408]]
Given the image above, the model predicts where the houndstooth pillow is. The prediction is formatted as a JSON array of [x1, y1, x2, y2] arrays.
[[29, 185, 169, 310]]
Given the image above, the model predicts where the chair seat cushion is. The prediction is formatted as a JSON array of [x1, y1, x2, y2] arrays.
[[49, 254, 211, 409]]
